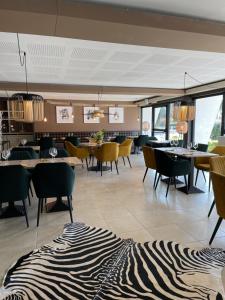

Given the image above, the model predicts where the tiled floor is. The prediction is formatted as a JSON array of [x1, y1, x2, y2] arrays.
[[1, 154, 225, 281]]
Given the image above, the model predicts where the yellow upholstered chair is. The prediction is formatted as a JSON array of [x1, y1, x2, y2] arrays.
[[207, 156, 225, 217], [142, 146, 157, 187], [65, 141, 89, 169], [194, 145, 225, 188], [118, 139, 133, 168], [209, 171, 225, 245], [94, 142, 119, 176]]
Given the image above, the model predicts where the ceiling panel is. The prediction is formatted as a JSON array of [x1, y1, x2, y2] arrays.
[[1, 32, 225, 92]]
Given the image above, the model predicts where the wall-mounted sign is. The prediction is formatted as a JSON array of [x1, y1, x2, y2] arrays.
[[56, 106, 73, 123]]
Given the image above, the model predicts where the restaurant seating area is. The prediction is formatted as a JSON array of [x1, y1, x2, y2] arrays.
[[2, 0, 225, 298]]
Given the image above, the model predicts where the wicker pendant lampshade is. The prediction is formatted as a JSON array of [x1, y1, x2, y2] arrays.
[[142, 121, 150, 132], [173, 101, 195, 122], [10, 93, 44, 122]]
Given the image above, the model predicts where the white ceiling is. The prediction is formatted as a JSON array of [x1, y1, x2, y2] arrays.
[[1, 31, 225, 95], [84, 0, 225, 23]]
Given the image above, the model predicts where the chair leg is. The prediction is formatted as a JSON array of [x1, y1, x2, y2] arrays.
[[166, 178, 171, 197], [152, 171, 157, 188], [67, 196, 73, 223], [155, 174, 161, 190], [115, 160, 119, 175], [100, 162, 103, 176], [37, 198, 42, 227], [29, 184, 33, 197], [209, 217, 223, 245], [85, 158, 88, 171], [28, 193, 31, 206], [122, 157, 126, 166], [127, 156, 132, 168], [174, 177, 177, 189], [22, 198, 29, 228], [81, 158, 84, 168], [202, 170, 206, 182], [143, 167, 148, 182], [195, 169, 199, 186], [110, 161, 112, 172], [209, 175, 211, 192], [208, 199, 215, 217]]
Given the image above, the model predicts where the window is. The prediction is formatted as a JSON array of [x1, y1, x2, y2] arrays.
[[152, 106, 167, 140], [194, 95, 223, 150], [141, 107, 152, 135]]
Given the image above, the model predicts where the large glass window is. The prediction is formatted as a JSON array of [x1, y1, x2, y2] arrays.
[[141, 107, 152, 136], [152, 106, 167, 140], [194, 95, 223, 150], [169, 103, 179, 140]]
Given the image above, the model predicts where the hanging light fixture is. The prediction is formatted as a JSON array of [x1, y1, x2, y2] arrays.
[[84, 89, 121, 121], [9, 33, 45, 123], [173, 72, 200, 122]]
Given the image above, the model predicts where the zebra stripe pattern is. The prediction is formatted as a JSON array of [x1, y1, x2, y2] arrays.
[[1, 222, 225, 299]]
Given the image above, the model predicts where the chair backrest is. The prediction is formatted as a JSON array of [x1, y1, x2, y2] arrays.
[[197, 143, 208, 152], [65, 136, 80, 147], [39, 137, 54, 151], [154, 149, 173, 175], [64, 141, 77, 156], [134, 135, 149, 147], [211, 172, 225, 218], [12, 147, 37, 159], [9, 151, 32, 161], [148, 136, 157, 141], [40, 148, 68, 158], [114, 135, 126, 144], [210, 156, 225, 175], [0, 165, 29, 203], [120, 139, 133, 148], [143, 146, 156, 170], [211, 146, 225, 155], [32, 162, 75, 198], [100, 143, 119, 162]]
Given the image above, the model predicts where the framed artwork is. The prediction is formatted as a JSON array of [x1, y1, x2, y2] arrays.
[[109, 107, 124, 123], [56, 106, 73, 123], [83, 107, 100, 123]]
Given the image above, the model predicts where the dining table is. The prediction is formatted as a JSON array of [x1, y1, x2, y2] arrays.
[[155, 147, 218, 194], [0, 157, 82, 218]]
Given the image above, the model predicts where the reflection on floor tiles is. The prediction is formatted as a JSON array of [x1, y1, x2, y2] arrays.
[[0, 154, 224, 280]]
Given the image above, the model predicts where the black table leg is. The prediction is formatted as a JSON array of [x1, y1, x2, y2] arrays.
[[88, 161, 111, 172], [178, 157, 204, 194], [46, 197, 70, 213]]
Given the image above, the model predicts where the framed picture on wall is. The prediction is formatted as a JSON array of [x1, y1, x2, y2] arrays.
[[83, 107, 100, 123], [56, 106, 74, 123], [109, 107, 124, 123]]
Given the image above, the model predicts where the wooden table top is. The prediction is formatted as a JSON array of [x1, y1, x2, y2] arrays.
[[155, 147, 218, 158], [0, 157, 82, 168]]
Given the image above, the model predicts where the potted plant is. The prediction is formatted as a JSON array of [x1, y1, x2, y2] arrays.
[[93, 130, 104, 144]]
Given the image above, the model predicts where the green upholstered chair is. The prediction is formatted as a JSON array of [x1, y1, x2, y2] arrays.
[[9, 151, 33, 160], [39, 137, 54, 151], [133, 135, 150, 154], [113, 135, 126, 144], [65, 136, 80, 147], [12, 147, 38, 159], [32, 162, 75, 226], [0, 165, 30, 227], [40, 148, 68, 158], [9, 150, 33, 205], [154, 149, 191, 197]]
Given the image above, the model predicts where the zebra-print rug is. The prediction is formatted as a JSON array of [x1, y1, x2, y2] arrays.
[[1, 222, 225, 299]]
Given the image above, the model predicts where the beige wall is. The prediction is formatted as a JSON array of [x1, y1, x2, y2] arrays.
[[34, 103, 140, 132]]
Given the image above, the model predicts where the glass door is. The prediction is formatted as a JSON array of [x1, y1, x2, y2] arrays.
[[152, 105, 168, 140]]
